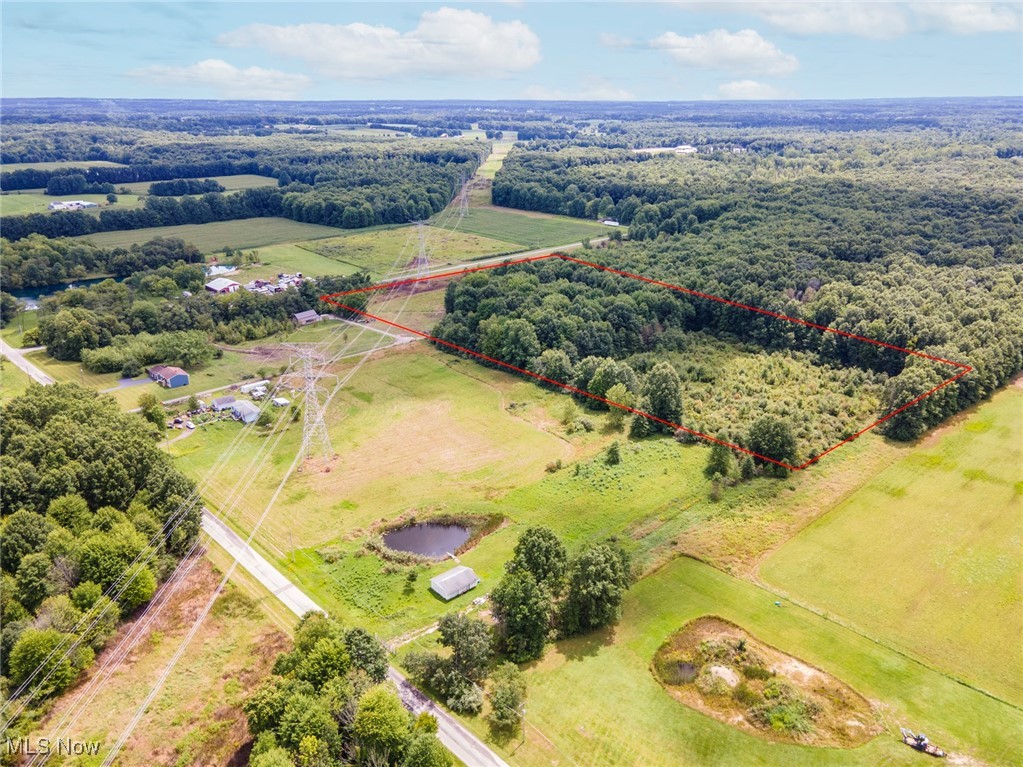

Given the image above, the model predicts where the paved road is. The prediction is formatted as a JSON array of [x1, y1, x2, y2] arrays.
[[201, 510, 510, 767], [0, 340, 54, 384]]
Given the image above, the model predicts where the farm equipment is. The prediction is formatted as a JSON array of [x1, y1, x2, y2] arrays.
[[900, 728, 947, 758]]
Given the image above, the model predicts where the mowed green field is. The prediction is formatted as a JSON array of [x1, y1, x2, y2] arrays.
[[450, 207, 612, 247], [761, 386, 1023, 706], [113, 174, 278, 194], [1, 160, 127, 172], [305, 224, 521, 277], [76, 217, 345, 252], [423, 556, 1021, 767], [0, 357, 33, 403], [0, 193, 144, 216], [210, 243, 364, 282]]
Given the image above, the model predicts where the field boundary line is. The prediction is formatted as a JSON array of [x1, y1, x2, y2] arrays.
[[321, 253, 973, 470]]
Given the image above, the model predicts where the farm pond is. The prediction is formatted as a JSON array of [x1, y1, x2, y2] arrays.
[[382, 523, 469, 558]]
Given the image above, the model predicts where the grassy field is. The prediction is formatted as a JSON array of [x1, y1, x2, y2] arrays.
[[114, 174, 278, 194], [0, 356, 33, 403], [407, 555, 1021, 767], [76, 217, 345, 252], [761, 386, 1023, 706], [1, 160, 127, 172], [450, 207, 612, 248], [24, 557, 288, 766], [304, 224, 521, 278], [0, 310, 39, 348], [0, 193, 144, 216], [211, 243, 365, 282]]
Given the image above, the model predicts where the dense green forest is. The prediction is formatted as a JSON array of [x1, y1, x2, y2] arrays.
[[0, 234, 203, 289], [0, 384, 199, 718], [244, 613, 451, 767], [433, 245, 1021, 452]]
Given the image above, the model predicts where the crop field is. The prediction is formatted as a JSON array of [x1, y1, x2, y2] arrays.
[[75, 217, 345, 252], [24, 557, 288, 767], [0, 192, 144, 216], [450, 207, 612, 247], [409, 555, 1021, 767], [114, 174, 278, 194], [0, 160, 128, 172], [304, 224, 521, 277], [761, 386, 1023, 706]]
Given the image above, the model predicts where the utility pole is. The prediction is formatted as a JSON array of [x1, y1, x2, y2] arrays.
[[520, 705, 527, 747]]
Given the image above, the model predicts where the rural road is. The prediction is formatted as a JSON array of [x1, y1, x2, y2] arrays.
[[201, 510, 511, 767], [378, 237, 610, 285], [0, 340, 54, 384]]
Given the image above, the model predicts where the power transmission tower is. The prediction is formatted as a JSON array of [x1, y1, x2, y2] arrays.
[[283, 343, 336, 466], [457, 171, 469, 220], [413, 220, 430, 278]]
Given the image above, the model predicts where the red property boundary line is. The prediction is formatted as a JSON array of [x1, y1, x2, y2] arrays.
[[321, 253, 972, 471]]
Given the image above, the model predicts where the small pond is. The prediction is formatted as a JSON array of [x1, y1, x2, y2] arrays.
[[382, 523, 470, 559]]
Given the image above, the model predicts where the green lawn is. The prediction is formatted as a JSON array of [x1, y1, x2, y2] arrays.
[[0, 311, 39, 348], [414, 556, 1021, 767], [113, 174, 278, 194], [761, 387, 1023, 706], [448, 207, 612, 248], [211, 243, 365, 282], [0, 193, 144, 216], [0, 356, 33, 403], [75, 217, 345, 253], [1, 160, 127, 172], [304, 225, 522, 278]]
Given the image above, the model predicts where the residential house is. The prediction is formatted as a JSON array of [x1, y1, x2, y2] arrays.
[[147, 365, 190, 389], [231, 400, 261, 424], [211, 395, 236, 411]]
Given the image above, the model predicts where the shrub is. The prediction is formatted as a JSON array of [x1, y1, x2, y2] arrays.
[[742, 664, 774, 681]]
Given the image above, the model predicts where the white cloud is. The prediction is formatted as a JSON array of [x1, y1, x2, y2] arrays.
[[650, 28, 799, 76], [218, 8, 541, 80], [910, 2, 1022, 33], [715, 79, 793, 100], [130, 59, 310, 99], [676, 2, 1020, 39], [523, 77, 634, 101]]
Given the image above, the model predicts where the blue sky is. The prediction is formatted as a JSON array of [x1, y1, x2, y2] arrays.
[[2, 2, 1020, 101]]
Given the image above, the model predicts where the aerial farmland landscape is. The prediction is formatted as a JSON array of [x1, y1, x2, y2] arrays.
[[0, 3, 1020, 766]]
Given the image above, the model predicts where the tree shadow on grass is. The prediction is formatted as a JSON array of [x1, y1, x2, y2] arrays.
[[551, 625, 617, 663]]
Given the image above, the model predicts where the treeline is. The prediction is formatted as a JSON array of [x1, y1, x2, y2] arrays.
[[148, 178, 225, 196], [0, 384, 199, 717], [433, 249, 1023, 444], [0, 235, 202, 290], [44, 173, 115, 196], [1, 186, 285, 241], [492, 146, 1021, 252], [244, 613, 452, 767], [3, 145, 485, 241], [2, 159, 272, 192]]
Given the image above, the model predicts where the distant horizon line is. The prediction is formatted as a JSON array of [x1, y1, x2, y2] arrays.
[[2, 95, 1020, 105]]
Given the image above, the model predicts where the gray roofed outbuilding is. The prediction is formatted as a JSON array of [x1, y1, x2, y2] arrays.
[[429, 566, 480, 601]]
